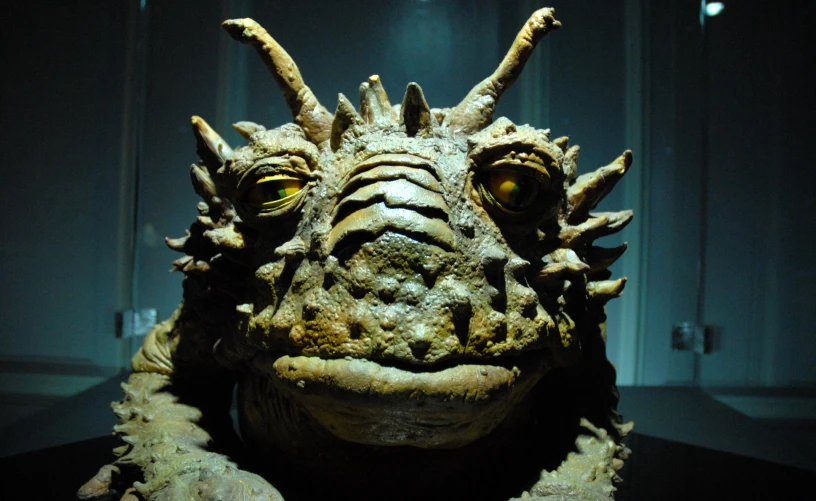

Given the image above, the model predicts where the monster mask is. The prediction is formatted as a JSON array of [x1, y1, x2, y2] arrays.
[[81, 8, 633, 501]]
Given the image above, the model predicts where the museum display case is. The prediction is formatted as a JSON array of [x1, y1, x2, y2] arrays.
[[1, 1, 813, 499]]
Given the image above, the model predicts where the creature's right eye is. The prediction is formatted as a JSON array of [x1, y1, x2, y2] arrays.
[[246, 175, 305, 210]]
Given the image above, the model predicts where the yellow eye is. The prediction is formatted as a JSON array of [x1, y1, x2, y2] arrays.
[[483, 170, 540, 212], [246, 175, 304, 210]]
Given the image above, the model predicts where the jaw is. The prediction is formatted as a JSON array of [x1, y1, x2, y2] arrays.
[[248, 351, 549, 449]]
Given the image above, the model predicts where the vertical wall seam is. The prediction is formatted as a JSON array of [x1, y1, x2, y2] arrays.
[[619, 0, 651, 386], [115, 0, 150, 369]]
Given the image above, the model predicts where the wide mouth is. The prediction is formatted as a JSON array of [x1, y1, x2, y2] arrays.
[[249, 352, 548, 448]]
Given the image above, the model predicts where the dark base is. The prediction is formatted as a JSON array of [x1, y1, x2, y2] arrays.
[[2, 432, 814, 501]]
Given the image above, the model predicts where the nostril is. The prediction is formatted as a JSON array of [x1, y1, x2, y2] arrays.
[[408, 338, 432, 354], [407, 324, 434, 356]]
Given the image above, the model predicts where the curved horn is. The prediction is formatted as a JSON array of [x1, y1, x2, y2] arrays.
[[444, 8, 561, 134], [222, 18, 334, 144]]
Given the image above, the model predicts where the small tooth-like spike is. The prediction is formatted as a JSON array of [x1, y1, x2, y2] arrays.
[[112, 445, 130, 457], [183, 259, 211, 273], [113, 423, 131, 434], [232, 121, 266, 140], [566, 150, 632, 224], [77, 464, 121, 499], [112, 406, 131, 420], [171, 255, 194, 272], [120, 382, 137, 400], [274, 236, 307, 259], [562, 145, 580, 182], [587, 277, 627, 302], [618, 421, 635, 437], [584, 243, 628, 273], [191, 116, 232, 170], [203, 226, 247, 252], [165, 230, 191, 252], [190, 164, 218, 200], [536, 261, 590, 282], [120, 435, 138, 445], [559, 215, 609, 247], [534, 249, 589, 282], [120, 488, 140, 501], [360, 75, 392, 125], [584, 210, 634, 242], [400, 82, 433, 137], [553, 136, 569, 152], [331, 93, 364, 151]]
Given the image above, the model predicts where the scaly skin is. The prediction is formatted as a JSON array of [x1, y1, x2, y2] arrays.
[[80, 8, 633, 501]]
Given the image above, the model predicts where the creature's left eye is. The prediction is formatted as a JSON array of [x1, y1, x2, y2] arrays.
[[481, 170, 541, 213], [246, 175, 305, 210]]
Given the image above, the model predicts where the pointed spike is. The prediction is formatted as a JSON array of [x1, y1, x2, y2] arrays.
[[566, 150, 632, 224], [359, 75, 392, 125], [592, 210, 634, 233], [222, 19, 334, 144], [196, 201, 210, 216], [120, 435, 138, 445], [331, 93, 364, 151], [584, 243, 628, 273], [112, 406, 131, 420], [120, 382, 136, 399], [619, 421, 635, 437], [553, 136, 569, 152], [191, 116, 232, 170], [112, 445, 130, 457], [171, 255, 194, 272], [559, 215, 609, 247], [444, 8, 561, 134], [535, 261, 590, 282], [560, 210, 634, 247], [190, 164, 218, 200], [400, 82, 433, 137], [165, 231, 190, 252], [534, 249, 589, 282], [587, 277, 627, 302], [368, 75, 392, 115], [359, 82, 371, 123], [232, 121, 266, 140], [563, 145, 580, 182]]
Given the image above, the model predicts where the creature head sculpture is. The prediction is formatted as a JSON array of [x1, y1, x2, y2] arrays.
[[82, 8, 633, 501]]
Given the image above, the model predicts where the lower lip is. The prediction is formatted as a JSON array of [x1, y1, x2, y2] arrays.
[[250, 353, 547, 448]]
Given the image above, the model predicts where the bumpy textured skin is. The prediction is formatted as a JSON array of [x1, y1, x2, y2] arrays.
[[80, 8, 633, 501]]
